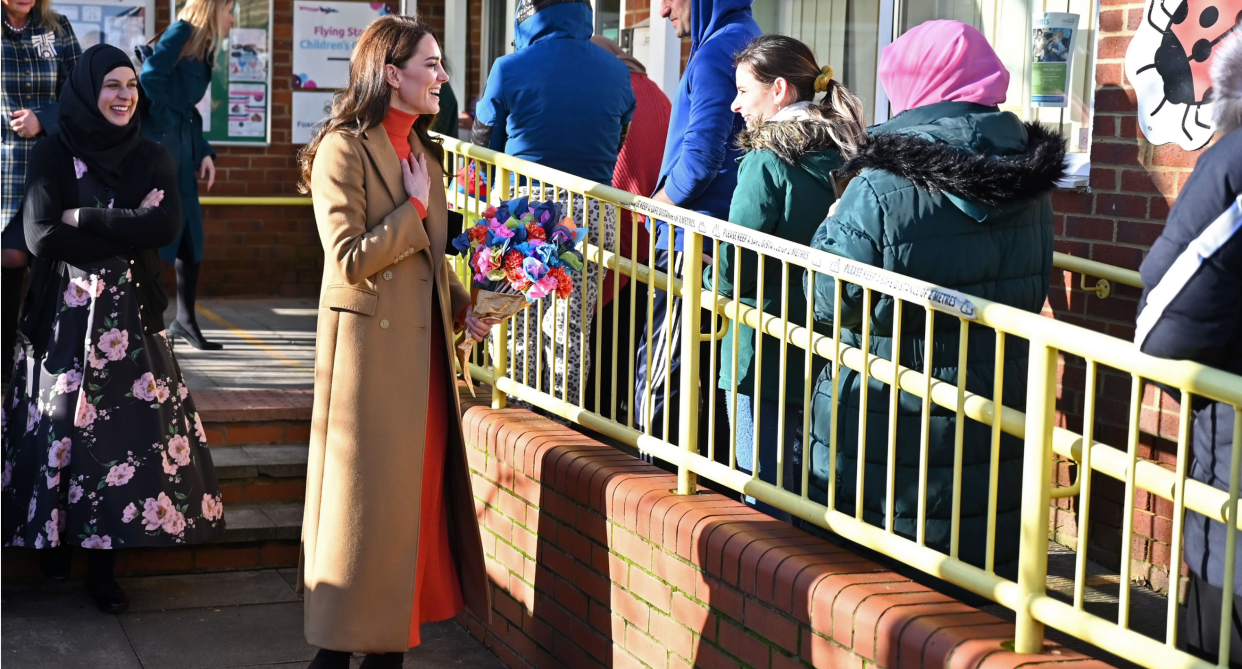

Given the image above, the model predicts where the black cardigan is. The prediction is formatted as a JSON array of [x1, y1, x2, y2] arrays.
[[21, 135, 182, 354]]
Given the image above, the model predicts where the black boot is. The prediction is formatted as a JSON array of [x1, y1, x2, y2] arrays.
[[85, 550, 128, 614], [307, 649, 352, 669], [39, 545, 71, 580], [359, 652, 404, 668], [1, 265, 26, 385], [172, 257, 221, 350]]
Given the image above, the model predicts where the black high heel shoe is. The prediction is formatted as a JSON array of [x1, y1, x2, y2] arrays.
[[358, 652, 404, 668], [168, 319, 223, 351], [307, 649, 352, 669]]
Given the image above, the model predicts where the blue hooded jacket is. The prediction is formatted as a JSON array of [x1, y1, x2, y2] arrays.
[[473, 2, 636, 184], [650, 0, 760, 250]]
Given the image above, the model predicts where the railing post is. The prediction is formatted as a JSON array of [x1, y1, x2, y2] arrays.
[[491, 165, 511, 410], [1015, 340, 1057, 654], [677, 227, 703, 495]]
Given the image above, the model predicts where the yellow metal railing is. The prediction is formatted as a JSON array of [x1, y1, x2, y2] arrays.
[[437, 135, 1242, 669], [197, 178, 1142, 296]]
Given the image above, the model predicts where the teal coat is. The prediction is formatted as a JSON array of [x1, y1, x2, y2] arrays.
[[705, 113, 842, 406], [139, 20, 215, 263], [807, 102, 1064, 578]]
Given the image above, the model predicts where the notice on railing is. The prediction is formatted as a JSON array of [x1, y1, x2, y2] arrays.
[[630, 199, 977, 321]]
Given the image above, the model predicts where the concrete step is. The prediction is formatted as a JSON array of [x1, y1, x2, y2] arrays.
[[218, 501, 304, 544], [212, 444, 309, 480], [1, 500, 304, 580], [211, 444, 308, 504], [194, 389, 313, 447]]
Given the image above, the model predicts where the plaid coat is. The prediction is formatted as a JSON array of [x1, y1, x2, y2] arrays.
[[1, 13, 79, 230]]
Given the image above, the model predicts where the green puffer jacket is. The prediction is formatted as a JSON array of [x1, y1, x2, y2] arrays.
[[704, 110, 843, 405], [806, 101, 1064, 579]]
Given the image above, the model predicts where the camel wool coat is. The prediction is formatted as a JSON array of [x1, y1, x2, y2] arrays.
[[299, 125, 489, 652]]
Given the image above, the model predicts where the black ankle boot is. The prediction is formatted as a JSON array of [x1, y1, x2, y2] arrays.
[[85, 550, 128, 614], [359, 652, 404, 668], [307, 649, 352, 669], [39, 546, 71, 580]]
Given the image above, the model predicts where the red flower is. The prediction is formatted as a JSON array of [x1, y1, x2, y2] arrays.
[[549, 267, 574, 299], [503, 251, 529, 289], [467, 226, 487, 245], [503, 250, 524, 271], [526, 224, 546, 241]]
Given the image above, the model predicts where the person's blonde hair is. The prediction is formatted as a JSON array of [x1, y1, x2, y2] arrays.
[[17, 0, 66, 34], [176, 0, 232, 62]]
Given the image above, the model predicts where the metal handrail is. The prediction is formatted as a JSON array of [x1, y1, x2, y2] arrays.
[[437, 135, 1238, 669]]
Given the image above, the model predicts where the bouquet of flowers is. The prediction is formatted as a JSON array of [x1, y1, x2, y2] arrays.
[[450, 196, 588, 392]]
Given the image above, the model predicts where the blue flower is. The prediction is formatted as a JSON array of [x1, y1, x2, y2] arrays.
[[522, 257, 548, 283], [451, 232, 472, 255]]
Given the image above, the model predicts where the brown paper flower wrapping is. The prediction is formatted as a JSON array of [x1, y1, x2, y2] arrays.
[[456, 290, 532, 396]]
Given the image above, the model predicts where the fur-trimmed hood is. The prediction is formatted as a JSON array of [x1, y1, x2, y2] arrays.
[[736, 115, 845, 166], [841, 119, 1067, 209]]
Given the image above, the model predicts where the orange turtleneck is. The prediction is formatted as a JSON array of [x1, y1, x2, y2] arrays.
[[382, 105, 427, 219]]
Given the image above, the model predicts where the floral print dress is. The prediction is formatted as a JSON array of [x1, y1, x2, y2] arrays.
[[1, 157, 224, 550]]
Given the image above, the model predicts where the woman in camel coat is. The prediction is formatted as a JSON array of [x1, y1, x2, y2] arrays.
[[295, 16, 494, 668]]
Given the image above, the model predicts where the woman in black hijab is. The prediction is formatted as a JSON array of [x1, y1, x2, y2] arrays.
[[1, 45, 225, 613]]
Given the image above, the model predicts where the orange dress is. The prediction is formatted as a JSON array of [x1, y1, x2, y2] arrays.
[[381, 107, 465, 647]]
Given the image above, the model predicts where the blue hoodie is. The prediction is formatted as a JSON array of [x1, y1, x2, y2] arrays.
[[650, 0, 760, 250], [473, 2, 636, 184]]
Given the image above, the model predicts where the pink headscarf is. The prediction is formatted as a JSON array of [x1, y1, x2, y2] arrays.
[[879, 20, 1010, 116]]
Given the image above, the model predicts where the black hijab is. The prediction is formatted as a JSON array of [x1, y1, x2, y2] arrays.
[[58, 44, 142, 189]]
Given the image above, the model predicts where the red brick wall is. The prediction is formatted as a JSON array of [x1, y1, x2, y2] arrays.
[[457, 408, 1117, 669], [1045, 1, 1209, 598]]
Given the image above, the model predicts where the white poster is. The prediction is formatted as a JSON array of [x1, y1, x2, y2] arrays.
[[1124, 0, 1235, 151], [1030, 13, 1080, 108], [228, 28, 268, 82], [227, 84, 266, 138], [292, 1, 392, 90], [53, 0, 153, 52], [291, 91, 336, 144]]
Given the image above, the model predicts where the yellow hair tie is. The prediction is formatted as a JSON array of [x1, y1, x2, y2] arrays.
[[813, 65, 834, 93]]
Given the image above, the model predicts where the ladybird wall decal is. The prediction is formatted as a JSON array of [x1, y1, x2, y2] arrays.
[[1125, 0, 1242, 150]]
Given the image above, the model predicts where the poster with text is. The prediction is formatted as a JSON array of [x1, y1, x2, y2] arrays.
[[227, 84, 266, 138], [229, 28, 268, 82], [1030, 12, 1079, 107], [292, 1, 392, 90], [292, 91, 336, 144], [53, 0, 153, 52]]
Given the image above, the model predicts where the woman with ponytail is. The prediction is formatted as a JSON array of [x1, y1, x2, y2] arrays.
[[705, 34, 865, 510]]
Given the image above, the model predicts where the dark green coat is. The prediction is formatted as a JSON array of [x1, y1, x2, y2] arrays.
[[705, 114, 843, 406], [807, 102, 1064, 578]]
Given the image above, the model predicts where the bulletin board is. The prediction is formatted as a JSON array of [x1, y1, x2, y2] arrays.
[[53, 0, 156, 52], [173, 0, 273, 146]]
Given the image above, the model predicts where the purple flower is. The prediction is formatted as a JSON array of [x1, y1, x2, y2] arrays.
[[522, 257, 548, 283]]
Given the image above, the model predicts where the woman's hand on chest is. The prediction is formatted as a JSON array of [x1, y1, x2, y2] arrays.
[[401, 152, 430, 206]]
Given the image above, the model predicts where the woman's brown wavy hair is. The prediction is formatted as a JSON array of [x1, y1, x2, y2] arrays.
[[297, 14, 442, 193]]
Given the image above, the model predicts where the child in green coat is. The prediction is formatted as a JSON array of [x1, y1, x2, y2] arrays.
[[705, 35, 865, 511]]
